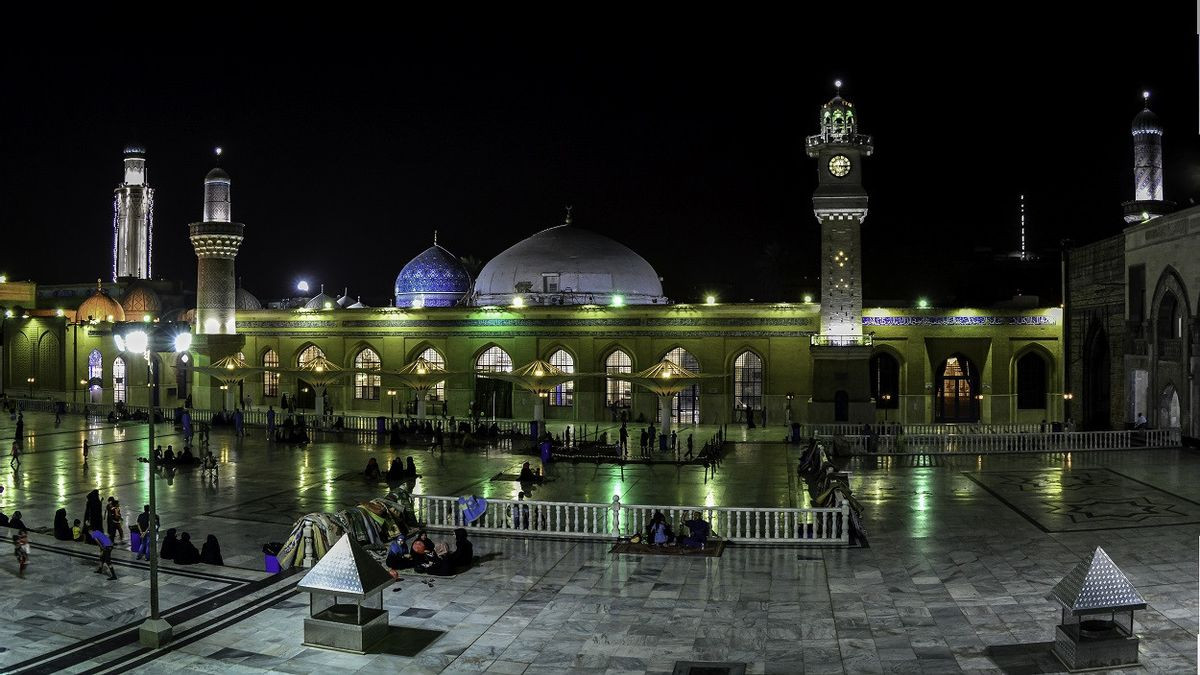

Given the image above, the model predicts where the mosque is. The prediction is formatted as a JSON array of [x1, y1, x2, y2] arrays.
[[1, 89, 1070, 428]]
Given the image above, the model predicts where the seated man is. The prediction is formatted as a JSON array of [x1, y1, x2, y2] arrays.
[[680, 511, 711, 549]]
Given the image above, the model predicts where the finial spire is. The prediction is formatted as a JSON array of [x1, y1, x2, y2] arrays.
[[564, 205, 573, 225], [96, 278, 102, 291], [214, 146, 223, 164], [433, 229, 438, 246], [1142, 90, 1150, 108], [834, 79, 843, 95]]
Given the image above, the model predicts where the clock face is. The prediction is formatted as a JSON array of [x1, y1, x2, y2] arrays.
[[829, 155, 851, 177]]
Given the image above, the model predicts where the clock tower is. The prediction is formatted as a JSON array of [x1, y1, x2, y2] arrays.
[[806, 82, 873, 337], [806, 83, 875, 423]]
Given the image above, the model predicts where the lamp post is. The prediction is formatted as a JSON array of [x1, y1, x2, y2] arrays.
[[116, 325, 190, 648], [26, 377, 35, 397], [387, 389, 397, 420], [881, 393, 893, 423]]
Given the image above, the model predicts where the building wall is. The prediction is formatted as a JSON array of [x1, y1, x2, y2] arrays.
[[5, 303, 1066, 427], [1067, 234, 1126, 429], [1123, 205, 1200, 436]]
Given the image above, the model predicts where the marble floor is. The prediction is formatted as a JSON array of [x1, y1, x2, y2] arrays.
[[1, 410, 1196, 673]]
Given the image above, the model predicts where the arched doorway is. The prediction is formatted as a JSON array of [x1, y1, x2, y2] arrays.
[[870, 352, 900, 414], [474, 346, 513, 419], [1160, 384, 1181, 429], [295, 345, 324, 410], [936, 354, 979, 422], [1082, 325, 1110, 429], [658, 347, 700, 426], [88, 349, 104, 403]]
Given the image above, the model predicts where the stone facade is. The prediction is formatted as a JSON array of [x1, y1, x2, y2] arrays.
[[1067, 234, 1126, 429]]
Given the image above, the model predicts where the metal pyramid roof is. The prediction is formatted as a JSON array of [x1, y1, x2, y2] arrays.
[[297, 534, 393, 598], [1051, 547, 1146, 615]]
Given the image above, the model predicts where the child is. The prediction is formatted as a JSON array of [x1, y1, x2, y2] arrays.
[[13, 530, 29, 577], [89, 528, 117, 580], [72, 519, 82, 542]]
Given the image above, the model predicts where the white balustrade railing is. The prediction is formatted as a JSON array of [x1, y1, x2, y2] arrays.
[[412, 495, 850, 545], [826, 428, 1181, 454], [802, 422, 1051, 436]]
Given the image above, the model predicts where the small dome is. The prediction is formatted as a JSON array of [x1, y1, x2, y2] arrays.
[[121, 282, 161, 314], [347, 297, 369, 309], [472, 223, 666, 306], [336, 288, 352, 308], [236, 287, 262, 310], [304, 286, 339, 310], [76, 284, 126, 323], [205, 167, 231, 182], [394, 244, 471, 308], [123, 144, 146, 156], [1132, 107, 1162, 135]]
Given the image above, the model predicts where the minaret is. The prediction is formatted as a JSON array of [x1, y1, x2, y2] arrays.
[[189, 149, 245, 335], [1122, 91, 1173, 223], [806, 81, 873, 338], [112, 145, 155, 280]]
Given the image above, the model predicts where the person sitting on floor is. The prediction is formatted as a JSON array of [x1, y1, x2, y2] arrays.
[[163, 447, 176, 464], [160, 528, 178, 560], [364, 457, 382, 481], [200, 535, 224, 566], [385, 533, 413, 577], [178, 446, 195, 465], [404, 456, 417, 477], [8, 511, 27, 531], [386, 457, 404, 482], [518, 461, 536, 483], [680, 512, 711, 549], [446, 527, 474, 573], [54, 508, 72, 541], [649, 511, 673, 546], [174, 532, 201, 565]]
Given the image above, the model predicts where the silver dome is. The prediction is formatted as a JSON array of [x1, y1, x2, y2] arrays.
[[471, 224, 667, 306]]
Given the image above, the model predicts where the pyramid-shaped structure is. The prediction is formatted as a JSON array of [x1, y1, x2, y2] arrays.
[[1051, 547, 1146, 615], [297, 534, 393, 598]]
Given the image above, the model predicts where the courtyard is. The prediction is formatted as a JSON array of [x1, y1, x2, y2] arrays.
[[1, 410, 1196, 673]]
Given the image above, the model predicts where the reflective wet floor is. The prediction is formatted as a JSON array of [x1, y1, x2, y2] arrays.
[[1, 411, 1196, 673]]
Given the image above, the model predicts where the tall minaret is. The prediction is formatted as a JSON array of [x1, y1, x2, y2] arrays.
[[1122, 91, 1173, 223], [189, 150, 245, 335], [112, 145, 155, 280], [806, 81, 873, 338]]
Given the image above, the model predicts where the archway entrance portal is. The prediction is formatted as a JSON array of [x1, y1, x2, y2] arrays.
[[1160, 385, 1181, 429], [936, 355, 979, 422]]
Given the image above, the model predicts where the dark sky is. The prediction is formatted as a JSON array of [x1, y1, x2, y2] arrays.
[[2, 11, 1197, 307]]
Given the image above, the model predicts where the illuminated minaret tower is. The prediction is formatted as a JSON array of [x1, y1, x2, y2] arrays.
[[112, 145, 154, 280], [1122, 91, 1173, 223], [806, 81, 873, 338], [189, 149, 245, 335]]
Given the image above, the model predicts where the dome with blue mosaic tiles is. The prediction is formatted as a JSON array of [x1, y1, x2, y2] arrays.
[[394, 244, 471, 308]]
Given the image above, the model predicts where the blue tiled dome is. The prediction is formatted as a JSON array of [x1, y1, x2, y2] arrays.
[[394, 245, 471, 308]]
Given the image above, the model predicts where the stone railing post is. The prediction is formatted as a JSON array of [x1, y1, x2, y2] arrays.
[[301, 520, 315, 568]]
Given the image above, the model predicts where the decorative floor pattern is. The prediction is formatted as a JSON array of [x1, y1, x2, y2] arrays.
[[963, 468, 1200, 532]]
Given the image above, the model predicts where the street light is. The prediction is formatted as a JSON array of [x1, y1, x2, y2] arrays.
[[26, 377, 35, 396], [115, 324, 191, 648], [387, 389, 397, 420], [881, 393, 893, 422]]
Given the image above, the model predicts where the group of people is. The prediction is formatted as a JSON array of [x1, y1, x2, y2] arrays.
[[644, 510, 712, 549], [384, 527, 473, 577], [2, 486, 227, 579], [364, 456, 420, 482]]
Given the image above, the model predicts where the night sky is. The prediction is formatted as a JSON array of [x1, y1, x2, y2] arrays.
[[2, 13, 1197, 307]]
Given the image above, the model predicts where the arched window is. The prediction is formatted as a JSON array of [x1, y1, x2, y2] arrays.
[[354, 348, 381, 400], [1157, 292, 1179, 341], [88, 349, 103, 381], [298, 344, 325, 367], [418, 347, 447, 401], [1016, 352, 1048, 410], [262, 349, 280, 397], [113, 356, 127, 404], [605, 350, 633, 410], [548, 349, 574, 406], [660, 347, 700, 426], [476, 346, 512, 372], [733, 351, 764, 414], [870, 352, 899, 409]]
